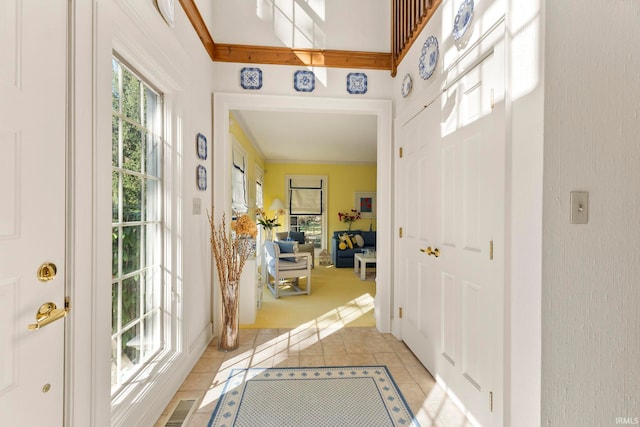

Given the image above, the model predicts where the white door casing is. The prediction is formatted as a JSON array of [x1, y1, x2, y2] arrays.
[[397, 44, 505, 426], [0, 1, 68, 425]]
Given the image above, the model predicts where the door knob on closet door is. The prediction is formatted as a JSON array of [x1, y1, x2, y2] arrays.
[[420, 247, 440, 257]]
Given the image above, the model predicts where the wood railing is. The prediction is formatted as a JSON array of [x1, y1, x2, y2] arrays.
[[391, 0, 442, 76]]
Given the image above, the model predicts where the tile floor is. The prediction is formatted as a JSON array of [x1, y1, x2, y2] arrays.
[[155, 326, 474, 426]]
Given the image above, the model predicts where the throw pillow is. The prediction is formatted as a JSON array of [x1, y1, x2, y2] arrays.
[[276, 241, 298, 262], [340, 233, 354, 249], [354, 234, 364, 248], [339, 241, 347, 250]]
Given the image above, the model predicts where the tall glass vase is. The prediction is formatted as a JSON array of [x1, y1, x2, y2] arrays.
[[218, 279, 240, 352], [264, 227, 274, 241]]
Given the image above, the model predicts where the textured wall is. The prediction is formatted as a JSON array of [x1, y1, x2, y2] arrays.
[[542, 1, 640, 424]]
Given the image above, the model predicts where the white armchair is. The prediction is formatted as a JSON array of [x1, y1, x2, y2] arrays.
[[264, 240, 312, 299]]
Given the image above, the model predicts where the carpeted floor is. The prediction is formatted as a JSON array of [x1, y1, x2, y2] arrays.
[[208, 366, 419, 427], [241, 264, 376, 329]]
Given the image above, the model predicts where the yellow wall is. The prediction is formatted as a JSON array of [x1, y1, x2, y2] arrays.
[[229, 113, 265, 218], [263, 162, 377, 242]]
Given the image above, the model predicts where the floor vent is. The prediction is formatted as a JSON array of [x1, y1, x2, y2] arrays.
[[165, 399, 196, 427]]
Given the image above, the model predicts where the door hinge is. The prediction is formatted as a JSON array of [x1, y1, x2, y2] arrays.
[[489, 240, 494, 260], [489, 391, 493, 412], [399, 307, 403, 318], [399, 147, 403, 158], [65, 296, 71, 311], [399, 227, 403, 238]]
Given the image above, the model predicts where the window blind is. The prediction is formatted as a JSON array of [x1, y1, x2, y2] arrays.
[[289, 177, 323, 215], [255, 167, 264, 209], [232, 145, 247, 212]]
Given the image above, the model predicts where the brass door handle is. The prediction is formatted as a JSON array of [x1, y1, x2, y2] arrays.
[[28, 302, 69, 330], [420, 246, 440, 257]]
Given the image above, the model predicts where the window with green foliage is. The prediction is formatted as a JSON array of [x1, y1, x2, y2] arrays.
[[111, 56, 163, 393]]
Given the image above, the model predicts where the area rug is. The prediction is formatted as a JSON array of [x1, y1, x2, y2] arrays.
[[208, 366, 420, 427]]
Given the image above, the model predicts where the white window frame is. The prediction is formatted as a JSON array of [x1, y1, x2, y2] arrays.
[[110, 55, 165, 397], [109, 48, 180, 427]]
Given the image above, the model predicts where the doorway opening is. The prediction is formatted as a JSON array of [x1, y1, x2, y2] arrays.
[[213, 93, 393, 333]]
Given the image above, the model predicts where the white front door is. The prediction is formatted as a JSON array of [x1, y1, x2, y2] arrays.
[[0, 1, 68, 425], [397, 48, 504, 426]]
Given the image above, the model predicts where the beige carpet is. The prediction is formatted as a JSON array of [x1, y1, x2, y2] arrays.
[[241, 264, 376, 329]]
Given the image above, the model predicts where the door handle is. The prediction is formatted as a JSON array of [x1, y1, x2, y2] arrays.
[[27, 301, 69, 330], [420, 246, 440, 257]]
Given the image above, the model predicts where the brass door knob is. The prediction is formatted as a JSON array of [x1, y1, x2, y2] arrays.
[[420, 247, 440, 257]]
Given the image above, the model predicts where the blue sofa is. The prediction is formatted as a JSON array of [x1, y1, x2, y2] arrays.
[[331, 230, 376, 268]]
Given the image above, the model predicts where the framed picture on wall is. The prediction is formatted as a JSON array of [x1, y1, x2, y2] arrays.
[[355, 192, 376, 219]]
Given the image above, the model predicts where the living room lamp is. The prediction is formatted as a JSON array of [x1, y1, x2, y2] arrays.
[[268, 198, 285, 212]]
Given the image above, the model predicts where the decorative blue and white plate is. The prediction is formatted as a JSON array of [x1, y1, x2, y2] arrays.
[[347, 72, 368, 94], [196, 165, 207, 191], [453, 0, 474, 40], [418, 36, 439, 80], [196, 133, 207, 160], [401, 73, 413, 98], [294, 70, 315, 92], [240, 67, 262, 90]]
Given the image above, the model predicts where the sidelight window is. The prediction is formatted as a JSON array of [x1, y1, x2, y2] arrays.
[[111, 56, 164, 393]]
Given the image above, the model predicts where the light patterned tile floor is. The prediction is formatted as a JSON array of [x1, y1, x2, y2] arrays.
[[155, 327, 474, 427]]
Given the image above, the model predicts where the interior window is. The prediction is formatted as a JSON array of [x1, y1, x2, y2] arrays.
[[232, 140, 248, 214], [287, 176, 326, 249]]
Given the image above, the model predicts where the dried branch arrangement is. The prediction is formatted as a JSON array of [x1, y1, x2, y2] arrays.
[[208, 211, 256, 285], [207, 210, 257, 351]]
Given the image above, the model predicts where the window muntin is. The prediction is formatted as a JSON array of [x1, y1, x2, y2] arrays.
[[111, 56, 163, 393]]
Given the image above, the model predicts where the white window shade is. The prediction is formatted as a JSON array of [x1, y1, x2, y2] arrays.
[[289, 177, 323, 215], [256, 166, 264, 209], [232, 144, 247, 213]]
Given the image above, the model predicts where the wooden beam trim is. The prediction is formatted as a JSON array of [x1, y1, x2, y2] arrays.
[[213, 44, 392, 71], [179, 0, 216, 61]]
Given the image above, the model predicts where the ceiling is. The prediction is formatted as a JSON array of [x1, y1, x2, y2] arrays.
[[233, 110, 378, 164]]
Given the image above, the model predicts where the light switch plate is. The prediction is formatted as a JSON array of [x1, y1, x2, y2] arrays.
[[192, 197, 201, 215], [570, 191, 588, 224]]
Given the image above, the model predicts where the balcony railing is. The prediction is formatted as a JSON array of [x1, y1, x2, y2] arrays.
[[392, 0, 442, 76]]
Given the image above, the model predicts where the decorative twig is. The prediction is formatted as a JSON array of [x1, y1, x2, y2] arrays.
[[207, 209, 256, 350]]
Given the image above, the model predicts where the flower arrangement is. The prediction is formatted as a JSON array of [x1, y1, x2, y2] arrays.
[[256, 207, 285, 230], [207, 210, 257, 351], [338, 209, 361, 231]]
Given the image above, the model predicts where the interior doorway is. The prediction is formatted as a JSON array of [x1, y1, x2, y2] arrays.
[[213, 93, 393, 333]]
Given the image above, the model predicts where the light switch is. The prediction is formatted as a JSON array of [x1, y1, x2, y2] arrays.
[[192, 197, 201, 215], [570, 191, 588, 224]]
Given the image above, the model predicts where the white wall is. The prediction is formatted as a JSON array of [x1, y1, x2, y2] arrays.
[[505, 0, 544, 425], [72, 0, 216, 425], [207, 0, 390, 51], [542, 1, 640, 424], [213, 62, 392, 98]]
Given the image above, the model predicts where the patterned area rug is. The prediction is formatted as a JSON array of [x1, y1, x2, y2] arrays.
[[208, 366, 420, 427]]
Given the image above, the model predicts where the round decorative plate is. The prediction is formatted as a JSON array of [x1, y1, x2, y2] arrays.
[[453, 0, 474, 40], [418, 36, 439, 80], [401, 73, 413, 98]]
